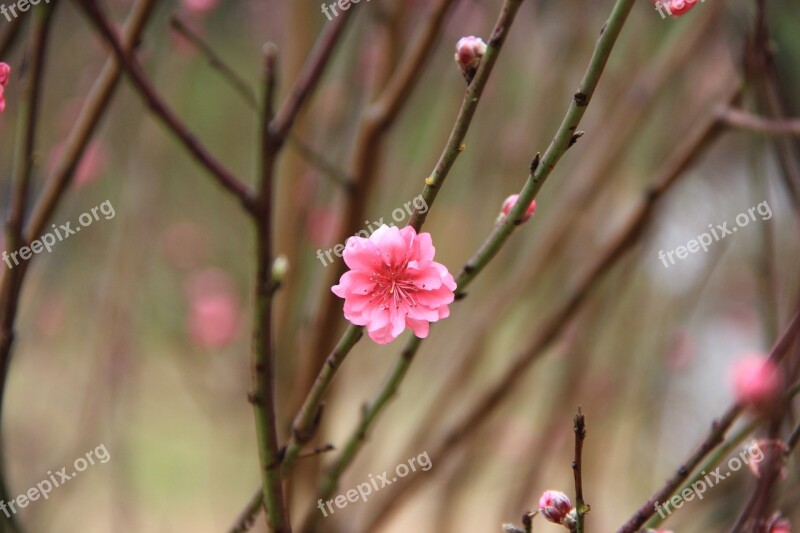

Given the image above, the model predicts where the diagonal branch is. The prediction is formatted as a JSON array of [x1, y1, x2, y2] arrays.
[[73, 0, 256, 212]]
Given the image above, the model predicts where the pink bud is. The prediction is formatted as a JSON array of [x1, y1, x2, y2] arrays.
[[0, 62, 10, 85], [0, 62, 10, 113], [731, 354, 782, 411], [454, 36, 487, 75], [501, 194, 536, 223], [653, 0, 698, 17], [538, 490, 574, 525], [768, 513, 791, 533]]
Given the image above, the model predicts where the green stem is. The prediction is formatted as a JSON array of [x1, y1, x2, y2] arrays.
[[0, 6, 57, 533], [249, 45, 291, 533], [317, 336, 422, 503], [307, 0, 637, 525], [643, 418, 760, 530], [283, 324, 363, 470], [285, 0, 524, 487], [456, 0, 637, 294]]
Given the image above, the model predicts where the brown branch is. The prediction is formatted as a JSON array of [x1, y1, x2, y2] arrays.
[[0, 15, 23, 58], [271, 9, 354, 143], [248, 44, 291, 533], [167, 14, 354, 190], [573, 409, 587, 532], [169, 14, 258, 106], [0, 6, 57, 532], [618, 308, 800, 533], [73, 0, 256, 213], [719, 107, 800, 136]]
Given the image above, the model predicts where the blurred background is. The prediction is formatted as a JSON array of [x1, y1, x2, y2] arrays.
[[0, 0, 799, 531]]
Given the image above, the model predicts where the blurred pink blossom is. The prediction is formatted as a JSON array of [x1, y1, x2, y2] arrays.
[[730, 354, 782, 411], [332, 225, 455, 344], [181, 0, 218, 14], [48, 141, 107, 187], [185, 269, 241, 350]]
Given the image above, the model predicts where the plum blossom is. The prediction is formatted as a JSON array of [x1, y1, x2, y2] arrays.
[[0, 62, 11, 113], [332, 225, 456, 344]]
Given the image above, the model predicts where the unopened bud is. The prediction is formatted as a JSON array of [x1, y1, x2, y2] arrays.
[[0, 62, 10, 113], [768, 513, 791, 533], [500, 194, 536, 224], [538, 490, 574, 525], [454, 36, 487, 80], [271, 254, 289, 285]]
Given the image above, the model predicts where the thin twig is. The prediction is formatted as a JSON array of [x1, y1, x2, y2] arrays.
[[271, 9, 353, 143], [0, 6, 57, 533], [169, 14, 258, 106], [0, 15, 23, 58], [73, 0, 256, 212], [456, 0, 638, 294], [618, 309, 800, 533], [572, 409, 587, 533], [248, 44, 291, 533], [167, 13, 354, 190], [719, 107, 800, 136]]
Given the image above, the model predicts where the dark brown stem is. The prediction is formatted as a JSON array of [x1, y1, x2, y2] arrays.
[[169, 14, 258, 106], [73, 0, 256, 213], [248, 45, 291, 533], [617, 309, 800, 533], [573, 409, 587, 532], [719, 107, 800, 136], [271, 9, 354, 143], [0, 5, 56, 532]]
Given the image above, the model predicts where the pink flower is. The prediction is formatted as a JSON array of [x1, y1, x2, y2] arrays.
[[501, 194, 536, 223], [654, 0, 698, 17], [332, 225, 456, 344], [538, 490, 574, 525], [454, 36, 487, 77], [731, 354, 782, 411], [0, 62, 11, 113]]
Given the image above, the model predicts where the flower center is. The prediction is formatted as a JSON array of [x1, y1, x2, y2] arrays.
[[370, 266, 417, 311]]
